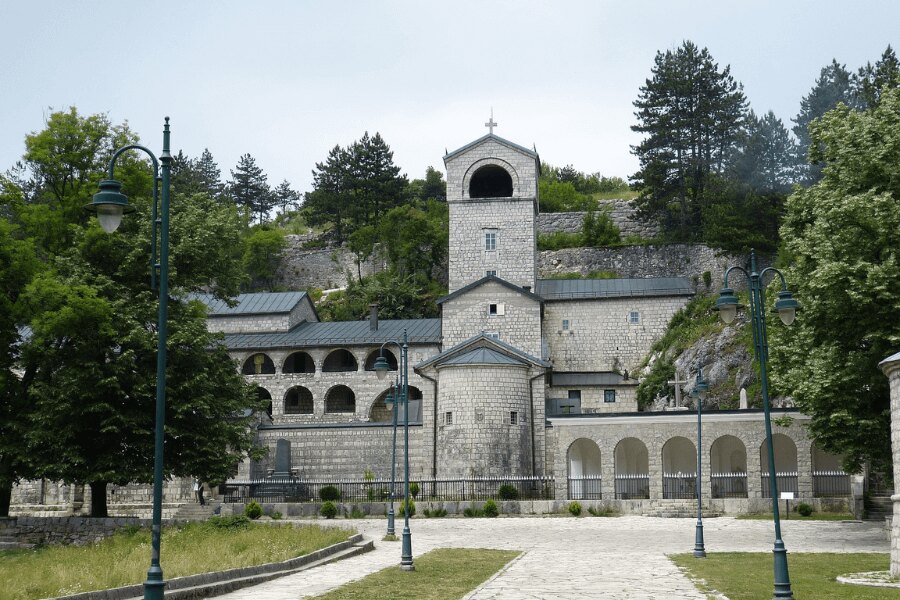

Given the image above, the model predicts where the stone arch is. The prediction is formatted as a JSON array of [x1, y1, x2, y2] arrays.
[[283, 351, 315, 374], [662, 436, 697, 499], [284, 386, 313, 415], [812, 443, 849, 497], [325, 384, 356, 414], [811, 443, 843, 472], [241, 353, 275, 375], [463, 158, 519, 199], [614, 437, 649, 499], [364, 349, 398, 371], [322, 349, 358, 372], [470, 164, 513, 198], [760, 433, 799, 497], [710, 435, 748, 498], [369, 385, 423, 422], [567, 438, 602, 499], [255, 386, 273, 419]]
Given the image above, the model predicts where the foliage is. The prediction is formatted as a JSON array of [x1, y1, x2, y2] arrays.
[[409, 482, 419, 499], [538, 179, 594, 212], [536, 231, 583, 251], [482, 499, 499, 518], [854, 45, 900, 110], [770, 90, 900, 477], [346, 506, 367, 519], [497, 483, 519, 500], [422, 507, 447, 518], [171, 148, 224, 200], [242, 226, 286, 290], [408, 166, 447, 202], [269, 511, 283, 520], [377, 200, 448, 279], [244, 501, 263, 519], [320, 500, 338, 519], [797, 502, 813, 517], [319, 485, 342, 501], [208, 515, 252, 529], [318, 269, 442, 321], [229, 153, 272, 225], [398, 498, 416, 517], [567, 501, 582, 516], [272, 179, 301, 216], [587, 505, 618, 517], [582, 208, 620, 246]]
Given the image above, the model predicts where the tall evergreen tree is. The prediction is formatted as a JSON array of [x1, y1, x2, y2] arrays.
[[306, 145, 351, 242], [195, 148, 224, 200], [732, 110, 797, 195], [229, 153, 272, 224], [272, 179, 301, 215], [854, 45, 900, 109], [631, 41, 747, 239]]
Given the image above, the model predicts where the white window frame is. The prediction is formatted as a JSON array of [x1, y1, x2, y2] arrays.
[[484, 331, 501, 340], [562, 319, 570, 331], [484, 231, 497, 251], [510, 411, 518, 425], [629, 310, 640, 325], [445, 411, 453, 425]]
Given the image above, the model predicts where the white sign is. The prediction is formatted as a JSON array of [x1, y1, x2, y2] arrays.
[[780, 492, 795, 500]]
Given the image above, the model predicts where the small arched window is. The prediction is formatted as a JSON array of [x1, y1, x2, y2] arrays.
[[325, 385, 356, 413], [283, 351, 316, 374], [284, 386, 314, 415], [323, 349, 358, 372]]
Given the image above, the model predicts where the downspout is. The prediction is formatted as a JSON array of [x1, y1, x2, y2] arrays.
[[416, 368, 439, 479]]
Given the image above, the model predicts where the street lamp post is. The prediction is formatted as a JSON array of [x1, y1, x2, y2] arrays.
[[85, 118, 173, 600], [716, 249, 799, 600], [373, 330, 415, 571], [383, 379, 399, 541], [691, 368, 709, 558]]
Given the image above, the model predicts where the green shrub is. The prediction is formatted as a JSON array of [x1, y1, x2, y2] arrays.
[[463, 507, 478, 518], [423, 507, 447, 518], [244, 501, 263, 520], [320, 501, 338, 519], [537, 231, 584, 251], [409, 482, 420, 499], [207, 515, 251, 529], [348, 506, 368, 519], [586, 270, 618, 279], [797, 502, 813, 517], [498, 483, 519, 500], [319, 485, 342, 502], [568, 501, 582, 516], [582, 208, 620, 246], [702, 270, 712, 289], [587, 506, 617, 517], [269, 511, 282, 520], [399, 498, 416, 517], [483, 500, 499, 518]]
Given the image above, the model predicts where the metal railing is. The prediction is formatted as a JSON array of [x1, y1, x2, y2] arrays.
[[663, 472, 697, 499], [222, 475, 555, 503], [614, 474, 650, 499], [761, 472, 799, 498], [567, 476, 602, 500], [710, 472, 748, 498], [813, 470, 851, 497]]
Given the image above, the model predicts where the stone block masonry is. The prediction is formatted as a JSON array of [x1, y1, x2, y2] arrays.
[[537, 201, 660, 240]]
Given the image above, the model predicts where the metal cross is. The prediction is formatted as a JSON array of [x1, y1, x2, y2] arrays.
[[667, 373, 689, 407], [484, 108, 497, 134]]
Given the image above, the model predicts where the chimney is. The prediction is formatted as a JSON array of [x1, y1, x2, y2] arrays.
[[369, 303, 379, 331]]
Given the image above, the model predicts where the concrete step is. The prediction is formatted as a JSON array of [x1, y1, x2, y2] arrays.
[[173, 501, 221, 521]]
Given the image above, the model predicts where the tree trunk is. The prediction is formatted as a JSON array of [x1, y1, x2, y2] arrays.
[[89, 481, 108, 517], [0, 483, 11, 518]]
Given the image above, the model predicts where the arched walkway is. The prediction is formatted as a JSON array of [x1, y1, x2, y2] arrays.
[[364, 349, 398, 371], [283, 351, 315, 374], [323, 349, 358, 373], [241, 353, 275, 375], [284, 386, 313, 415], [710, 435, 747, 498], [255, 386, 273, 419], [325, 385, 356, 413], [369, 386, 423, 422], [760, 433, 798, 497], [614, 437, 649, 499], [662, 436, 697, 499], [567, 438, 602, 499], [812, 443, 849, 497]]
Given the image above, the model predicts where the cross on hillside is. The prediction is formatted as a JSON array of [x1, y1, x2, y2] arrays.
[[667, 373, 689, 407], [485, 109, 497, 134]]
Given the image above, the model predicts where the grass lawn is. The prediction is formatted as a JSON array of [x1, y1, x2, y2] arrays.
[[593, 189, 639, 201], [672, 552, 898, 600], [736, 512, 857, 521], [311, 548, 520, 599], [0, 520, 353, 600]]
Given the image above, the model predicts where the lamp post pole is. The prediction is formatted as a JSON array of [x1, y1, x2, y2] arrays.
[[373, 330, 414, 570], [85, 118, 173, 600], [692, 368, 708, 558], [385, 379, 399, 540], [716, 250, 799, 600]]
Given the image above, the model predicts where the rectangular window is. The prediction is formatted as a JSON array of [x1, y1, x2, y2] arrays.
[[604, 389, 616, 403], [486, 270, 497, 277], [510, 411, 518, 425], [568, 390, 582, 401], [445, 411, 453, 425], [629, 311, 640, 324], [485, 231, 497, 251], [485, 331, 500, 340], [562, 319, 570, 330], [489, 303, 498, 315], [488, 303, 505, 316]]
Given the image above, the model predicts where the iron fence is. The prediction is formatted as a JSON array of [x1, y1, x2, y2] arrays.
[[567, 476, 602, 500], [614, 474, 650, 499], [663, 472, 697, 499], [222, 475, 555, 503], [760, 472, 799, 498], [813, 470, 851, 497], [710, 472, 748, 498]]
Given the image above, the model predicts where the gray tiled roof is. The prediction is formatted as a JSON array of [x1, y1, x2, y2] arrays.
[[437, 274, 543, 305], [416, 332, 552, 370], [551, 372, 633, 386], [441, 347, 528, 366], [443, 133, 539, 161], [222, 318, 441, 350], [535, 277, 694, 301], [193, 292, 307, 316]]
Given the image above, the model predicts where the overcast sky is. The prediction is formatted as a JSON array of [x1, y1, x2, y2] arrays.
[[2, 1, 897, 193]]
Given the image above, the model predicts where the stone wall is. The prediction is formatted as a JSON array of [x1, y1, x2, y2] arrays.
[[274, 235, 379, 291], [880, 352, 900, 576], [537, 200, 659, 239], [0, 516, 152, 546], [547, 383, 638, 414], [539, 244, 749, 292]]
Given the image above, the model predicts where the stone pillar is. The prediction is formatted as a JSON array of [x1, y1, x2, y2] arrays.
[[879, 351, 900, 576]]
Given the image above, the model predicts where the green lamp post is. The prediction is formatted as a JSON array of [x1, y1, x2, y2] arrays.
[[716, 250, 799, 600], [373, 330, 415, 571], [85, 118, 172, 600], [381, 378, 400, 541], [691, 367, 709, 558]]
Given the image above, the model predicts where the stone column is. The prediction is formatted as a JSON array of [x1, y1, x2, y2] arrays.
[[879, 351, 900, 577]]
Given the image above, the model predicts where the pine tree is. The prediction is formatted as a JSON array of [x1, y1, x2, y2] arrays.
[[854, 45, 900, 109], [229, 153, 272, 224], [731, 110, 797, 195], [272, 179, 301, 215], [306, 145, 351, 242], [195, 148, 224, 200]]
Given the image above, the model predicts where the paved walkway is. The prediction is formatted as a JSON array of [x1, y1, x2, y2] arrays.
[[215, 516, 888, 599]]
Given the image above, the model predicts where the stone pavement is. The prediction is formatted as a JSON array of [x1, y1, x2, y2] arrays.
[[214, 516, 888, 599]]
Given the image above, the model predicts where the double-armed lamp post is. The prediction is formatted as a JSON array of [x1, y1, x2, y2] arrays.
[[691, 368, 709, 559], [85, 118, 172, 600], [716, 250, 799, 600], [373, 330, 415, 571]]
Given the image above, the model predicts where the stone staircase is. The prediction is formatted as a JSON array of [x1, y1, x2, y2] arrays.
[[173, 501, 221, 521], [0, 519, 33, 550], [643, 500, 721, 518], [864, 495, 892, 521]]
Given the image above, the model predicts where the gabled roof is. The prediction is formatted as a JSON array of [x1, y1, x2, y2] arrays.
[[535, 277, 694, 301], [416, 332, 551, 370], [222, 318, 441, 350], [437, 274, 543, 305], [443, 133, 539, 162], [441, 347, 529, 367], [192, 292, 308, 316]]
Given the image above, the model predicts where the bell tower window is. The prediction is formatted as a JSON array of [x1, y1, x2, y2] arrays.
[[469, 164, 513, 198]]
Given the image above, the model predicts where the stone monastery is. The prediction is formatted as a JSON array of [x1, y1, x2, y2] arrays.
[[11, 128, 851, 516]]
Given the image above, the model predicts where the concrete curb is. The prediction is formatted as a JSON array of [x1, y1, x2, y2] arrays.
[[460, 550, 526, 600], [44, 533, 370, 600]]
